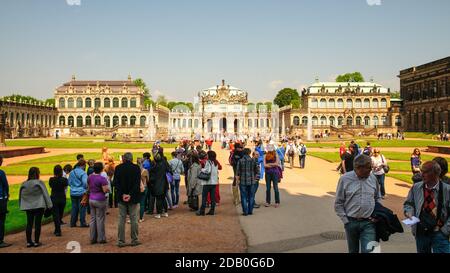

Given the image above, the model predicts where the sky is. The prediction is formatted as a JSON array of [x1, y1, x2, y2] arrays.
[[1, 0, 449, 103]]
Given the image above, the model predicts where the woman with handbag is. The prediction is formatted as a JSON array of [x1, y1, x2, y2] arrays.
[[49, 165, 68, 237], [19, 167, 53, 248], [371, 148, 389, 199], [88, 162, 110, 244], [149, 147, 171, 219], [264, 144, 282, 208], [197, 151, 220, 216], [187, 153, 202, 212]]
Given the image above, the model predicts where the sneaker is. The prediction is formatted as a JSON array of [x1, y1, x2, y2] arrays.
[[34, 242, 42, 248], [0, 242, 12, 248], [90, 240, 98, 245], [173, 205, 178, 208], [139, 219, 145, 223], [80, 224, 89, 228], [154, 214, 161, 219], [162, 212, 169, 217], [54, 232, 62, 237], [274, 204, 280, 208], [127, 219, 131, 224], [254, 204, 261, 209], [264, 203, 270, 207], [27, 242, 35, 248], [117, 243, 127, 248], [99, 240, 107, 244]]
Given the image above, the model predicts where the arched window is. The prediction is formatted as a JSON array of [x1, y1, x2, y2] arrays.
[[140, 116, 146, 127], [356, 116, 362, 126], [59, 98, 65, 108], [320, 99, 327, 108], [76, 116, 83, 127], [130, 98, 137, 108], [381, 98, 387, 108], [68, 98, 74, 108], [59, 116, 65, 126], [182, 119, 187, 128], [94, 98, 101, 108], [312, 116, 318, 126], [130, 116, 136, 126], [346, 99, 353, 109], [320, 116, 327, 125], [395, 115, 402, 126], [364, 116, 370, 127], [121, 116, 128, 126], [104, 116, 111, 128], [293, 116, 300, 126], [113, 98, 119, 108], [355, 99, 362, 108], [194, 119, 199, 128], [346, 116, 353, 126], [248, 119, 252, 128], [113, 116, 119, 127], [328, 99, 335, 108], [372, 99, 379, 108], [373, 116, 379, 126], [95, 116, 101, 126], [337, 99, 344, 108], [85, 116, 92, 126], [363, 99, 370, 108], [302, 116, 308, 125], [85, 98, 92, 108], [381, 116, 388, 125], [329, 116, 336, 126], [310, 99, 318, 108], [104, 98, 111, 108], [188, 119, 193, 128], [68, 116, 74, 127], [121, 98, 128, 108], [76, 98, 83, 108]]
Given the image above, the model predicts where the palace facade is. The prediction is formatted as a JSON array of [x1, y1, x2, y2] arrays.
[[399, 56, 450, 133], [279, 81, 403, 138]]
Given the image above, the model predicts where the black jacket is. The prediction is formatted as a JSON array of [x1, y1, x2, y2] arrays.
[[113, 162, 141, 204], [371, 202, 404, 242], [149, 159, 170, 196]]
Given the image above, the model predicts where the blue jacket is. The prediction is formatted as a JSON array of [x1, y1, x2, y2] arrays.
[[68, 167, 88, 197], [143, 159, 152, 173], [276, 147, 285, 161], [0, 170, 9, 199], [255, 146, 265, 163]]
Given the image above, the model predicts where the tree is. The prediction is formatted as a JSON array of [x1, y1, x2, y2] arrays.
[[273, 88, 300, 108], [390, 91, 401, 99], [156, 95, 168, 107], [336, 72, 365, 83], [291, 99, 301, 109], [134, 78, 151, 100], [45, 98, 55, 106], [264, 102, 273, 111]]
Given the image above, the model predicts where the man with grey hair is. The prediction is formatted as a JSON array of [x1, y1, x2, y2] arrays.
[[113, 152, 142, 247], [404, 161, 450, 253], [335, 154, 380, 253]]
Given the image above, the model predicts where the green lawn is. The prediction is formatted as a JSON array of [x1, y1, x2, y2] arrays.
[[305, 139, 450, 148], [5, 139, 177, 149], [5, 182, 72, 235], [403, 132, 437, 139], [386, 173, 413, 184]]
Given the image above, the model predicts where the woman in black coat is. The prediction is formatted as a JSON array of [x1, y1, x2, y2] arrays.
[[149, 148, 171, 219]]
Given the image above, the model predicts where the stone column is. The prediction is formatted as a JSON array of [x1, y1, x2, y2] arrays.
[[0, 112, 5, 146]]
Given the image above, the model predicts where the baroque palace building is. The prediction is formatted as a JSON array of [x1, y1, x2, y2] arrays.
[[399, 56, 450, 133], [279, 80, 403, 138], [54, 75, 169, 139], [169, 80, 279, 140]]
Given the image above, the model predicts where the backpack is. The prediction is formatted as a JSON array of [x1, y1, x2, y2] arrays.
[[300, 146, 306, 155], [288, 146, 295, 156]]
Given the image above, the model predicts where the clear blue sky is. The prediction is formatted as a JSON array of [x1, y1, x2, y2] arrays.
[[1, 0, 449, 102]]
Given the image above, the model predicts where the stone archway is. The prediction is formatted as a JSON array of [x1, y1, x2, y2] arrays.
[[220, 117, 227, 132], [234, 119, 238, 133]]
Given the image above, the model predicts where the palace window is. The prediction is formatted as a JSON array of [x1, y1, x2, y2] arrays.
[[248, 119, 252, 128], [320, 116, 327, 125], [94, 98, 101, 108], [356, 116, 362, 126], [346, 116, 353, 126], [355, 99, 362, 108], [104, 98, 111, 108], [188, 119, 193, 128], [363, 99, 370, 108], [338, 116, 343, 126], [113, 116, 119, 127], [140, 116, 146, 127], [395, 115, 402, 127], [337, 99, 344, 108], [76, 98, 83, 108], [302, 116, 308, 126], [194, 119, 199, 128], [380, 98, 387, 108], [113, 98, 119, 108], [104, 116, 111, 128], [68, 98, 74, 108], [364, 116, 370, 127], [68, 116, 74, 127], [310, 99, 318, 108], [85, 98, 92, 108], [320, 99, 327, 108], [121, 98, 128, 108], [59, 98, 65, 108], [372, 99, 379, 108], [130, 98, 137, 108], [329, 116, 335, 126], [130, 116, 136, 126], [373, 116, 379, 126], [59, 116, 65, 126], [95, 116, 101, 126], [381, 116, 388, 126], [293, 116, 300, 126], [85, 116, 92, 126], [346, 99, 353, 109], [76, 116, 83, 127], [121, 116, 128, 126], [328, 99, 335, 108], [312, 116, 318, 126]]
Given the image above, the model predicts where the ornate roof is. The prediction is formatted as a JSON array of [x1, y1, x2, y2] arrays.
[[307, 81, 389, 94], [199, 80, 248, 104]]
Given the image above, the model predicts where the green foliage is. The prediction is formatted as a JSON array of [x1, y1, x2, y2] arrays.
[[134, 78, 151, 99], [273, 88, 300, 108], [156, 95, 168, 107], [291, 99, 301, 109], [390, 91, 401, 99], [45, 98, 55, 106], [336, 72, 365, 83], [2, 94, 44, 104], [167, 102, 194, 111], [386, 173, 413, 184], [264, 102, 272, 111]]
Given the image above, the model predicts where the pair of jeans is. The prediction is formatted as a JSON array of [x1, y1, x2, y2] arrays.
[[139, 187, 148, 219], [375, 174, 386, 197], [259, 162, 265, 180], [118, 202, 139, 244], [70, 195, 87, 227], [415, 231, 450, 253], [344, 219, 377, 253], [200, 185, 217, 212], [240, 184, 258, 215], [299, 155, 306, 168], [89, 200, 107, 242], [155, 195, 168, 215], [26, 208, 44, 244], [265, 172, 280, 204], [165, 189, 173, 208], [288, 155, 294, 168], [51, 198, 66, 234], [170, 179, 180, 206]]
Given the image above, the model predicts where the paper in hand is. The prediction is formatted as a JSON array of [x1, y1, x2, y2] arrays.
[[402, 216, 420, 226]]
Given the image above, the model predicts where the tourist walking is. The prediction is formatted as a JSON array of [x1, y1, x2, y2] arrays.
[[88, 162, 110, 244], [149, 148, 171, 219], [252, 151, 261, 209], [236, 148, 259, 216], [169, 151, 184, 208], [341, 144, 356, 174], [19, 167, 53, 248], [49, 165, 68, 236], [298, 142, 307, 169], [114, 153, 142, 247], [0, 155, 11, 248], [255, 140, 266, 178], [404, 161, 450, 253], [285, 140, 296, 169], [371, 148, 389, 199], [264, 144, 282, 208], [197, 151, 220, 216], [69, 159, 89, 228], [137, 158, 149, 223], [187, 153, 202, 211], [335, 155, 379, 253], [276, 143, 286, 171]]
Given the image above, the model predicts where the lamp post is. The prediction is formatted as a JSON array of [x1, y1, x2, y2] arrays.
[[443, 121, 446, 134]]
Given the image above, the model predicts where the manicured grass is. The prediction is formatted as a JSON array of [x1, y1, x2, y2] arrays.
[[386, 173, 413, 184], [380, 152, 438, 162], [5, 139, 177, 149], [308, 152, 342, 163], [309, 151, 450, 164], [5, 182, 72, 234], [404, 132, 436, 139], [305, 139, 450, 148]]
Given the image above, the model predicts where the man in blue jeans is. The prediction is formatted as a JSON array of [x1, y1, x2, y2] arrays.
[[68, 159, 89, 228], [236, 148, 259, 216], [404, 161, 450, 253], [335, 154, 379, 253]]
